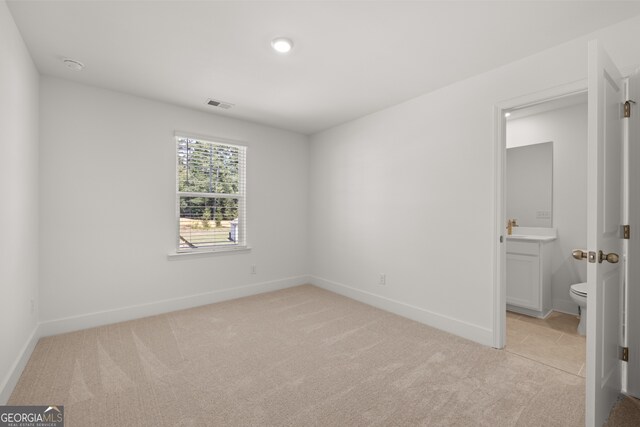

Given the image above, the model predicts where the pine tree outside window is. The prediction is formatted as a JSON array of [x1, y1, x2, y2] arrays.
[[176, 134, 247, 252]]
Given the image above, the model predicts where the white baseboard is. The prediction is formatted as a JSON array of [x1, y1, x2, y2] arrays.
[[309, 275, 493, 347], [39, 275, 310, 337], [0, 325, 40, 405], [553, 298, 579, 316], [506, 304, 552, 319]]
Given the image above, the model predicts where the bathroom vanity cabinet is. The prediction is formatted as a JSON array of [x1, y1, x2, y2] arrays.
[[506, 232, 556, 318]]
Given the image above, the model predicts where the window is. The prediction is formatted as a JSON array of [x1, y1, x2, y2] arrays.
[[176, 134, 246, 252]]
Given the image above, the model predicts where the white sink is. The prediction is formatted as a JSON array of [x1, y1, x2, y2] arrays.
[[507, 234, 556, 242], [506, 227, 557, 242]]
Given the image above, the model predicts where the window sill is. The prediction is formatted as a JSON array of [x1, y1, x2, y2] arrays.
[[167, 246, 251, 259]]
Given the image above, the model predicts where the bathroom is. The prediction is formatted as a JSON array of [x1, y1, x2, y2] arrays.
[[504, 92, 588, 375]]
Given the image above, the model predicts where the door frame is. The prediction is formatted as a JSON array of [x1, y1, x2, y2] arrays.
[[492, 80, 587, 349]]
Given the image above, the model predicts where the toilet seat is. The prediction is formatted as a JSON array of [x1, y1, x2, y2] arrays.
[[571, 282, 587, 297]]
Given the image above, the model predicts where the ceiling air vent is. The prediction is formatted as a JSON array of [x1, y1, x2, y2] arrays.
[[206, 99, 234, 110]]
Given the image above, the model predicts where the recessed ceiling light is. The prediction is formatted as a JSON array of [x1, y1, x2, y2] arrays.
[[504, 112, 511, 118], [271, 37, 293, 54], [63, 58, 85, 71]]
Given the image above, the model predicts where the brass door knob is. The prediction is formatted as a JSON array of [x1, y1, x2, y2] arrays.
[[599, 250, 619, 264], [572, 249, 588, 260]]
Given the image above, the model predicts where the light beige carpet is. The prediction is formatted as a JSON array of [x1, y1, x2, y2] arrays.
[[9, 285, 592, 426]]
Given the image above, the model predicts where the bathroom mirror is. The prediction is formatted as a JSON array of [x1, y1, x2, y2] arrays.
[[506, 141, 553, 227]]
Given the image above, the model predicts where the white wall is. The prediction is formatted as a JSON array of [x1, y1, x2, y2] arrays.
[[38, 77, 309, 331], [308, 15, 640, 345], [507, 103, 588, 315], [0, 1, 39, 403]]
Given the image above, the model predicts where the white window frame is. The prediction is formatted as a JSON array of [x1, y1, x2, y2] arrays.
[[174, 132, 247, 254]]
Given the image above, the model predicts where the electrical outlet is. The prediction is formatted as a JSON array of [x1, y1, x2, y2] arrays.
[[251, 265, 257, 275], [379, 273, 386, 285], [536, 210, 552, 219]]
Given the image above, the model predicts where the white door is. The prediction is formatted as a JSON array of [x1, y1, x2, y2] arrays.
[[624, 72, 640, 398], [585, 40, 625, 427]]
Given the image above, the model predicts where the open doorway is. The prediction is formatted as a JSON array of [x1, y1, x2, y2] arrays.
[[492, 81, 588, 352], [502, 92, 588, 376]]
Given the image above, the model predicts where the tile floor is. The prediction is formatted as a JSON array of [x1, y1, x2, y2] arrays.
[[506, 310, 586, 377]]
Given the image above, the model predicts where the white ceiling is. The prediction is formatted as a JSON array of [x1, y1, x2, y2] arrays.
[[7, 1, 640, 135]]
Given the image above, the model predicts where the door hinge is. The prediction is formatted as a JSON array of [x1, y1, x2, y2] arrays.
[[623, 225, 630, 239], [624, 100, 636, 118], [621, 346, 629, 362]]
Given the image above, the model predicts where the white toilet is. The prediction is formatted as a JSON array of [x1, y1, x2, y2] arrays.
[[570, 282, 588, 336]]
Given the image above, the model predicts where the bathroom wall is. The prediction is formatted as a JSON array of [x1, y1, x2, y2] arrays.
[[507, 102, 588, 314], [308, 15, 640, 345], [0, 0, 40, 403]]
